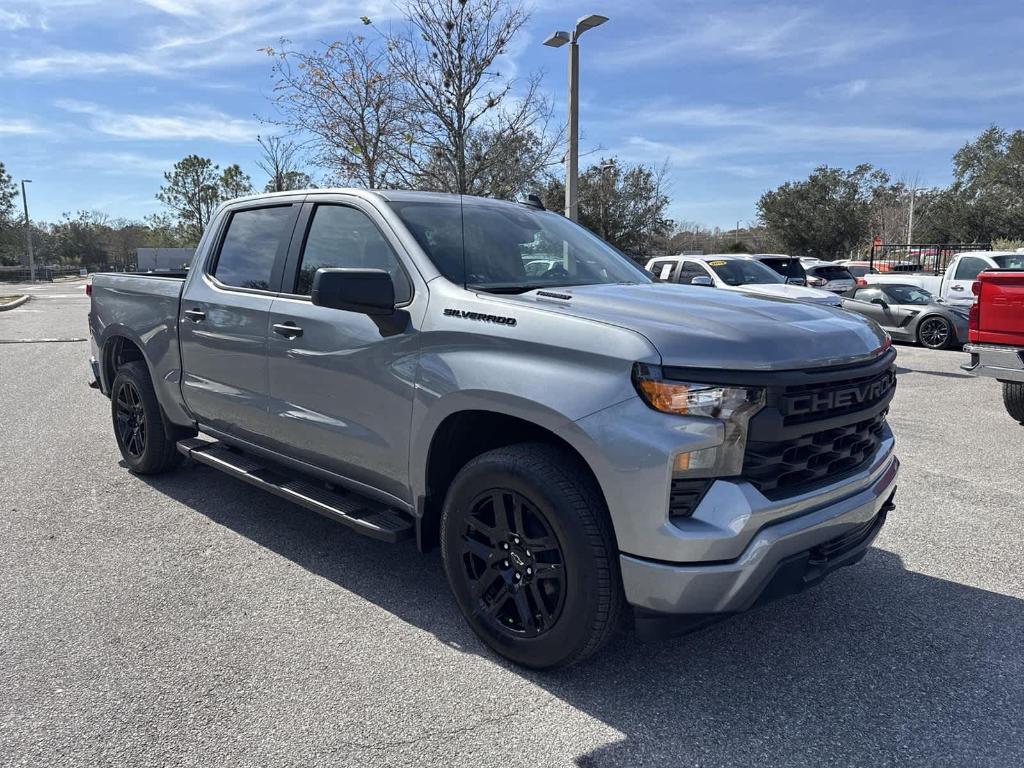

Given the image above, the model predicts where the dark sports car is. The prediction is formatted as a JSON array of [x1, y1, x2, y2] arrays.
[[840, 284, 969, 349]]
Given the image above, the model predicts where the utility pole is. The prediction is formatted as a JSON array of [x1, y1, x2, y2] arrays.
[[906, 185, 917, 246], [544, 14, 608, 222], [21, 179, 35, 282]]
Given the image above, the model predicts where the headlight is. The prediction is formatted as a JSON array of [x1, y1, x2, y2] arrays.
[[632, 364, 764, 477]]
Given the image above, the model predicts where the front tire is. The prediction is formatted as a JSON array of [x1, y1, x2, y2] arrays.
[[917, 316, 953, 349], [440, 443, 623, 669], [1004, 382, 1024, 424], [110, 361, 184, 474]]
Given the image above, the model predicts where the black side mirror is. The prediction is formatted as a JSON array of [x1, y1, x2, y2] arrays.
[[870, 297, 888, 307], [312, 268, 395, 315]]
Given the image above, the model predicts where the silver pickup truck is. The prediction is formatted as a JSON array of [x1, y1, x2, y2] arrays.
[[88, 189, 899, 669]]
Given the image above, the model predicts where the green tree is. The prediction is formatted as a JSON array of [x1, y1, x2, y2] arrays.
[[0, 162, 22, 265], [542, 158, 672, 256], [758, 164, 889, 258], [218, 163, 254, 201], [156, 155, 220, 241], [0, 162, 18, 224]]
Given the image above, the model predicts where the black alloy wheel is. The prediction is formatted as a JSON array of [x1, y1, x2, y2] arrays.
[[918, 316, 952, 349], [440, 443, 623, 669], [459, 489, 566, 639], [114, 379, 147, 458]]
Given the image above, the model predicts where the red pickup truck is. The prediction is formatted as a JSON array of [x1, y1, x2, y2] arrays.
[[963, 269, 1024, 422]]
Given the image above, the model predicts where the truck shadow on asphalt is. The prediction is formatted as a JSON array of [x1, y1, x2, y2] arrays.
[[138, 465, 1024, 767]]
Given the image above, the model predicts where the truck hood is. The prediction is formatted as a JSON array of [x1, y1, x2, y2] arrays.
[[503, 283, 888, 371], [731, 283, 841, 304]]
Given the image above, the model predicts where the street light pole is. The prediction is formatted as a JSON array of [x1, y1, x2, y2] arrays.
[[21, 179, 35, 283], [545, 14, 608, 222]]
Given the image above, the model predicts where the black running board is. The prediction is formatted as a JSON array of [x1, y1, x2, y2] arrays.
[[176, 437, 414, 543]]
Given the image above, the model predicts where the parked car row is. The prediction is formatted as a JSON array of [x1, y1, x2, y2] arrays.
[[646, 252, 988, 351]]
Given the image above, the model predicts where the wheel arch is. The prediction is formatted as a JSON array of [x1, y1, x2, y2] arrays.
[[415, 406, 613, 554], [916, 312, 954, 346]]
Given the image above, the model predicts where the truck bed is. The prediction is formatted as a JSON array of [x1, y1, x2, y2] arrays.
[[89, 272, 187, 422], [970, 270, 1024, 347]]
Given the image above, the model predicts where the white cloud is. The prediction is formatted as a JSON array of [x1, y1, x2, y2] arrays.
[[0, 118, 41, 135], [2, 0, 398, 78], [71, 151, 174, 175], [55, 100, 259, 143], [808, 79, 869, 99], [596, 7, 910, 72]]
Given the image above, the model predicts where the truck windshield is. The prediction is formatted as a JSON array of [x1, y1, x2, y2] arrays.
[[993, 254, 1024, 269], [706, 259, 786, 286], [389, 200, 650, 293]]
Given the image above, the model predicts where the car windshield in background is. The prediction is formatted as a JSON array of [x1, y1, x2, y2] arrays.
[[885, 285, 933, 305], [707, 259, 785, 286], [389, 201, 650, 293], [993, 254, 1024, 269], [807, 266, 855, 281]]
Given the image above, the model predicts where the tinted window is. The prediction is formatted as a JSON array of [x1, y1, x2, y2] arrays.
[[390, 201, 648, 293], [296, 205, 411, 301], [679, 261, 710, 283], [213, 206, 294, 290], [705, 259, 784, 286], [846, 265, 876, 277], [884, 285, 932, 305], [806, 265, 854, 281], [993, 254, 1024, 269], [649, 260, 677, 281], [760, 258, 805, 280], [854, 287, 883, 302], [954, 256, 990, 281]]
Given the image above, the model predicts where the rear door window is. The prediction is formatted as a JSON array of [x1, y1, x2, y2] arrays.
[[212, 206, 295, 291]]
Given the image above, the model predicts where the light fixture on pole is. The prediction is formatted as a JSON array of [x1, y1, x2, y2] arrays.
[[544, 14, 608, 222], [21, 179, 35, 283]]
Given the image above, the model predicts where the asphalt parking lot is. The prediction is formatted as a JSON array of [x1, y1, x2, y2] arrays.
[[2, 279, 1022, 767]]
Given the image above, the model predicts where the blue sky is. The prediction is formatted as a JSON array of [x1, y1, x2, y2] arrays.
[[2, 0, 1023, 228]]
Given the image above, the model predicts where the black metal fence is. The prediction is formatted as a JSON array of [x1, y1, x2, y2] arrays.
[[868, 243, 990, 275]]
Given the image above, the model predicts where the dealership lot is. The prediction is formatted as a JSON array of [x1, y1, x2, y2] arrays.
[[2, 280, 1022, 767]]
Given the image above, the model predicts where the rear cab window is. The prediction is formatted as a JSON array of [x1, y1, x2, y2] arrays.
[[954, 256, 991, 281], [211, 205, 296, 291]]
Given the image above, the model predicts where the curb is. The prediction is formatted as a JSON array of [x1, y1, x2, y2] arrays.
[[0, 294, 31, 312]]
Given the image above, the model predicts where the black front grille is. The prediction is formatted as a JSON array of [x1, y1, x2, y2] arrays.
[[744, 410, 887, 498], [668, 479, 711, 520]]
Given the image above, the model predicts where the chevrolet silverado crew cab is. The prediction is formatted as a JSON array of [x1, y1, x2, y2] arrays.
[[88, 190, 899, 669]]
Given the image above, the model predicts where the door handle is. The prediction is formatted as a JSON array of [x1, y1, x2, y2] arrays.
[[950, 285, 964, 291], [273, 322, 303, 338], [184, 308, 206, 322]]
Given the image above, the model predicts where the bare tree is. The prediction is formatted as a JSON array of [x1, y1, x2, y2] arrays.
[[257, 135, 301, 192], [385, 0, 558, 195], [261, 35, 408, 188]]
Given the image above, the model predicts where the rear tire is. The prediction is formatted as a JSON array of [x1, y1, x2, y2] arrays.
[[917, 316, 953, 349], [440, 443, 623, 669], [110, 361, 184, 474], [1003, 382, 1024, 424]]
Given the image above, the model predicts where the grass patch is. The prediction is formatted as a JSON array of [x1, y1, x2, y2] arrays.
[[0, 294, 25, 305]]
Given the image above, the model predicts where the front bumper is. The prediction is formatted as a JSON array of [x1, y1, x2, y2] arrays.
[[621, 450, 899, 632], [962, 344, 1024, 383]]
